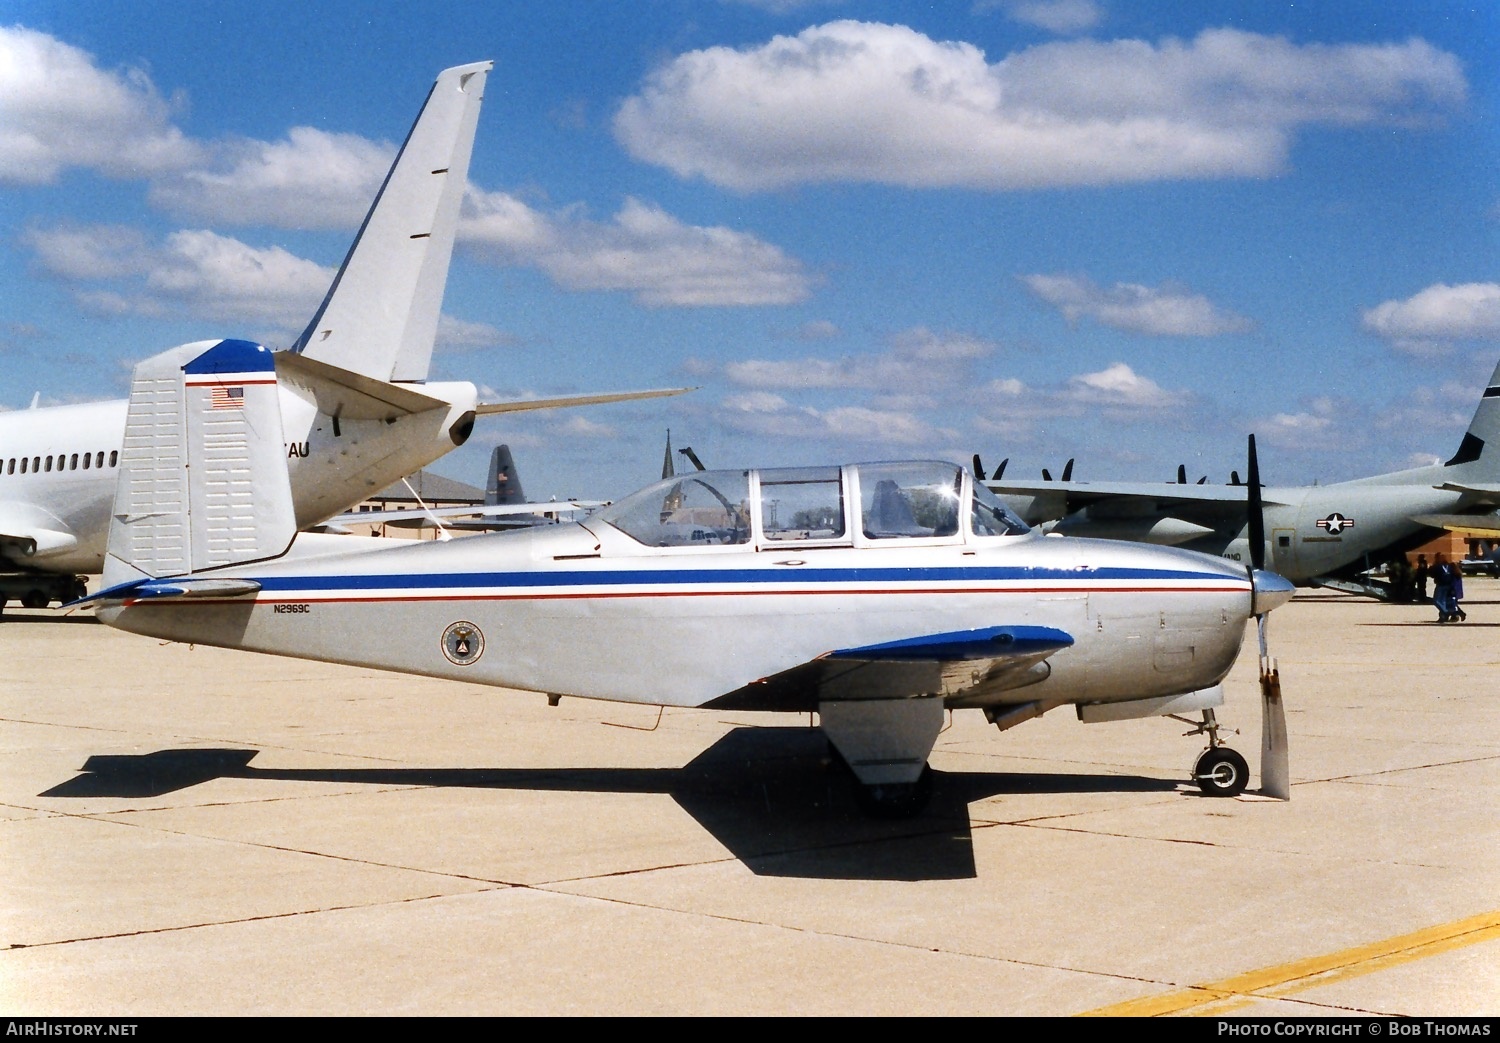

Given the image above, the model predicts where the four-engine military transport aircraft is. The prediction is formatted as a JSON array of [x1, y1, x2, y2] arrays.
[[0, 61, 689, 614], [79, 339, 1297, 816], [981, 359, 1500, 598]]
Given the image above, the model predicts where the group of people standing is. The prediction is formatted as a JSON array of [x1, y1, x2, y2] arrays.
[[1410, 553, 1468, 623]]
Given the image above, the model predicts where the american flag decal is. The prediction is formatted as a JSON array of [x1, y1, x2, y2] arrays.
[[210, 386, 245, 410]]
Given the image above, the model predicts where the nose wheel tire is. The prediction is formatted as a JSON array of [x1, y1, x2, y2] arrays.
[[1194, 747, 1249, 797]]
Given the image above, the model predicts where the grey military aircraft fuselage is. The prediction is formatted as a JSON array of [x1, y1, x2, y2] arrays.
[[991, 359, 1500, 594]]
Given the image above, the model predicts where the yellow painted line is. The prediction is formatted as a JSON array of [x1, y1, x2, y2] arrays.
[[1080, 910, 1500, 1017]]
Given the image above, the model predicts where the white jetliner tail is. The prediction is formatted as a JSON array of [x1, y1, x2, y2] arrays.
[[103, 339, 295, 591], [292, 61, 491, 383]]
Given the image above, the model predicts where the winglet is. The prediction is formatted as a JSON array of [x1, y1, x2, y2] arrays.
[[104, 339, 296, 588], [292, 61, 492, 383]]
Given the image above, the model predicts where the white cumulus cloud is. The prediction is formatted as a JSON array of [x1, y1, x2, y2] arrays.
[[461, 190, 811, 306], [614, 21, 1465, 191], [1362, 282, 1500, 354], [150, 127, 396, 229], [1062, 362, 1187, 408], [724, 327, 992, 390], [1022, 273, 1253, 336], [23, 223, 333, 328], [991, 1, 1104, 35], [0, 26, 201, 185]]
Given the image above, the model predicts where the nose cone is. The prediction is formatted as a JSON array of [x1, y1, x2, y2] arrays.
[[1252, 569, 1296, 615]]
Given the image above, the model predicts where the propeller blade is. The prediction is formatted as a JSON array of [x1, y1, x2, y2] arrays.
[[1230, 470, 1241, 486], [1196, 475, 1207, 485], [1247, 434, 1265, 571], [1176, 464, 1187, 484], [1259, 616, 1290, 799], [1061, 458, 1074, 482], [995, 458, 1008, 480], [972, 454, 986, 481], [1041, 468, 1053, 482]]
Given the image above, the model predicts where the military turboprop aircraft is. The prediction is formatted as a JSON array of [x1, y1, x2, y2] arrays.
[[81, 339, 1297, 816], [0, 61, 688, 613], [980, 359, 1500, 597]]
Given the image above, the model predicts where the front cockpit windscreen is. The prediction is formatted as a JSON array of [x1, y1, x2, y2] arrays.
[[597, 471, 752, 547], [970, 479, 1031, 537], [856, 462, 962, 539]]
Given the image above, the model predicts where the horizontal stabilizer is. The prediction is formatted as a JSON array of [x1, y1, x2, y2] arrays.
[[1411, 512, 1500, 536], [332, 500, 603, 528], [1436, 482, 1500, 499], [72, 576, 262, 607], [274, 351, 449, 420], [475, 386, 696, 415]]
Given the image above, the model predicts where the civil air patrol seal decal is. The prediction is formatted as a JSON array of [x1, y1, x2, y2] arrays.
[[1316, 513, 1354, 536], [441, 621, 484, 666]]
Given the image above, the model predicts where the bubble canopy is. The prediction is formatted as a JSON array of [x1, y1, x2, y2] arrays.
[[595, 462, 1030, 549]]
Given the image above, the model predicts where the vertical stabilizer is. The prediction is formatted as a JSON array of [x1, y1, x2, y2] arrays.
[[106, 340, 295, 584], [1444, 357, 1500, 470], [293, 61, 491, 383], [486, 445, 524, 506]]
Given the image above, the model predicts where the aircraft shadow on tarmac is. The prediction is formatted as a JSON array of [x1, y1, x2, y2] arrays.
[[45, 728, 1178, 881]]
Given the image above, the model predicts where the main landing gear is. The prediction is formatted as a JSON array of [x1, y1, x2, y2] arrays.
[[821, 697, 944, 819]]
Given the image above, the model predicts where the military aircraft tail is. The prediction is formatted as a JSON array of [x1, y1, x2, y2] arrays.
[[486, 445, 524, 506], [291, 61, 491, 384], [1443, 357, 1500, 474], [101, 339, 296, 592]]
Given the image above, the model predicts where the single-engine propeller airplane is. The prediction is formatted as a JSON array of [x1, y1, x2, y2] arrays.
[[979, 358, 1500, 598], [82, 339, 1297, 816]]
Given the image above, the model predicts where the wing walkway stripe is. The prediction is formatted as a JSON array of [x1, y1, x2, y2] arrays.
[[1079, 909, 1500, 1017]]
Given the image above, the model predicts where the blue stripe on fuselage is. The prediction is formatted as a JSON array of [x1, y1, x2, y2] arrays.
[[247, 564, 1242, 594]]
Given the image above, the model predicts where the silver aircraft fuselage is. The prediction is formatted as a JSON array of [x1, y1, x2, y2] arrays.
[[100, 488, 1261, 713]]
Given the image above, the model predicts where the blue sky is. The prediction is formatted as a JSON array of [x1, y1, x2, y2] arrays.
[[2, 1, 1497, 499]]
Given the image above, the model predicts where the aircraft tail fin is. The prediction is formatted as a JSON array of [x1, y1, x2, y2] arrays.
[[292, 61, 491, 383], [1444, 357, 1500, 471], [104, 339, 296, 588], [486, 445, 524, 506]]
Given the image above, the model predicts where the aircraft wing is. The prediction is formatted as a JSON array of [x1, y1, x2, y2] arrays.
[[329, 500, 604, 529], [988, 479, 1275, 507], [706, 625, 1074, 711], [0, 501, 79, 560], [475, 387, 696, 415]]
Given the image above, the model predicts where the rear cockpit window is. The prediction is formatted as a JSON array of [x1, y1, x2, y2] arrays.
[[758, 467, 845, 542]]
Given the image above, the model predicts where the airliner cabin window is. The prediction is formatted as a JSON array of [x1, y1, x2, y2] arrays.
[[109, 451, 118, 467], [82, 453, 90, 469], [758, 467, 845, 542], [857, 462, 961, 539]]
